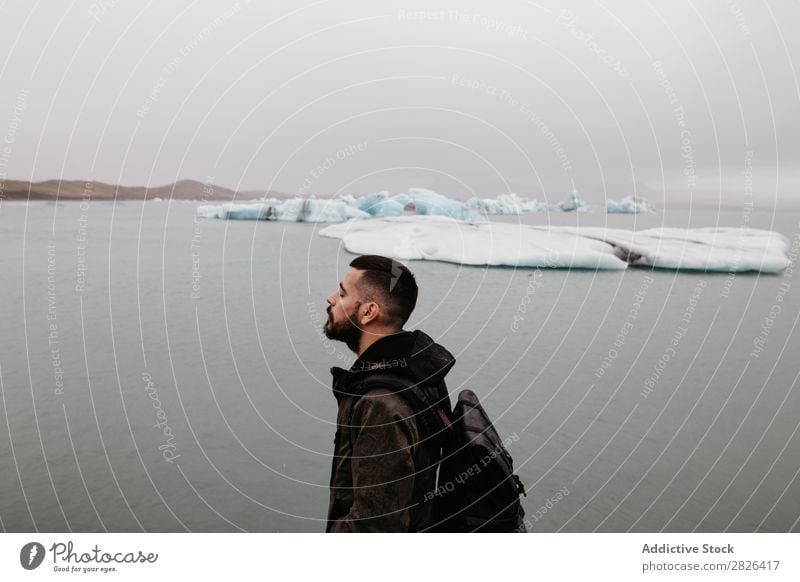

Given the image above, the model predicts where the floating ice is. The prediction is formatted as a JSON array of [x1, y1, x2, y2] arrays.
[[392, 192, 411, 207], [554, 226, 790, 272], [197, 198, 369, 222], [607, 196, 657, 214], [406, 188, 484, 222], [321, 216, 626, 269], [355, 191, 405, 217], [521, 198, 557, 212], [558, 189, 589, 212], [336, 194, 359, 206], [196, 189, 480, 222], [466, 194, 524, 215], [196, 202, 262, 220], [319, 216, 790, 273], [277, 198, 370, 222], [465, 193, 553, 214], [197, 188, 659, 223]]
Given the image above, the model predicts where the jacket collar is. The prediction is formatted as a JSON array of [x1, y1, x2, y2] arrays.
[[351, 330, 416, 372], [330, 329, 455, 401]]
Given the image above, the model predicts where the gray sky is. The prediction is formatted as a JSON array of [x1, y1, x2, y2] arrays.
[[0, 0, 798, 207]]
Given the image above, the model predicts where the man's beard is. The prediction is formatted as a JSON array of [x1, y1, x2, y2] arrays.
[[324, 306, 362, 353]]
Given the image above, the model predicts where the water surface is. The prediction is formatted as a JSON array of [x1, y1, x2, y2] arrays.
[[1, 201, 798, 532]]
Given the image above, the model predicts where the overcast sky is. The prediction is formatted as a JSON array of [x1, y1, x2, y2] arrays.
[[0, 0, 798, 206]]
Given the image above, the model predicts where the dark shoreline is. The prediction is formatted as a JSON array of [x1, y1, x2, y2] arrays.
[[0, 178, 288, 202]]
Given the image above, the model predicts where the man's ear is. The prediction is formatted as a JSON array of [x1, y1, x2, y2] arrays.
[[359, 301, 380, 325]]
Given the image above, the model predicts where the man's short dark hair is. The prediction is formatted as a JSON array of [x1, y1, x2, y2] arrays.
[[349, 255, 418, 327]]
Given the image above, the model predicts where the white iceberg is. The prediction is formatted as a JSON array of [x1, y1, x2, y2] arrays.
[[521, 198, 556, 212], [197, 198, 369, 222], [466, 194, 524, 215], [321, 216, 627, 270], [558, 189, 589, 212], [355, 191, 405, 217], [196, 202, 260, 220], [319, 216, 790, 273], [197, 188, 483, 222], [195, 188, 657, 222], [406, 188, 484, 222], [465, 193, 555, 214], [277, 198, 370, 221], [554, 226, 789, 272], [607, 196, 657, 214]]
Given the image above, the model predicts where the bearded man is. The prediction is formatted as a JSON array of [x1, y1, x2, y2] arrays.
[[323, 255, 456, 532]]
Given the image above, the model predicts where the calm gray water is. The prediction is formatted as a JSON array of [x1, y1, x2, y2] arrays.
[[1, 201, 799, 532]]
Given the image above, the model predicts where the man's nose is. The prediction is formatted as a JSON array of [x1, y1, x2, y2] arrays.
[[326, 292, 335, 306]]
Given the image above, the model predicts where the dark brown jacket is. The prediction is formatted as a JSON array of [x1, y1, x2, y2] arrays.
[[327, 330, 455, 532]]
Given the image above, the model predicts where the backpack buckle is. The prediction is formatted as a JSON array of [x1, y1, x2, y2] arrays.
[[514, 474, 527, 497]]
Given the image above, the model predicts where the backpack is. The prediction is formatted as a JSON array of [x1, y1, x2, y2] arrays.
[[352, 373, 527, 532]]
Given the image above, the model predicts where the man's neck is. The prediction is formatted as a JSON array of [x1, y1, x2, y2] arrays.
[[357, 328, 403, 358]]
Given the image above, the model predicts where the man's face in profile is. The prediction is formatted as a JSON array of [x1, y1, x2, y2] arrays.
[[324, 268, 363, 352]]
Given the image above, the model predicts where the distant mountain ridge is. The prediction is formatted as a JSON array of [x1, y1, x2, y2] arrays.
[[0, 179, 287, 201]]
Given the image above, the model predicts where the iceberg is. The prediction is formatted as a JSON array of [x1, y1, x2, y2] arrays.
[[319, 216, 791, 273], [554, 226, 789, 272], [197, 198, 369, 222], [197, 189, 482, 222], [320, 216, 627, 269], [520, 198, 556, 212], [607, 196, 657, 214], [465, 193, 555, 214], [196, 188, 575, 223], [466, 194, 524, 214], [406, 188, 485, 222], [276, 198, 370, 221], [558, 189, 589, 212], [355, 191, 405, 217], [392, 192, 411, 207], [196, 188, 666, 223]]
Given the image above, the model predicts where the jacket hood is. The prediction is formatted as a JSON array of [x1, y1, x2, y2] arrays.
[[330, 330, 456, 399]]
